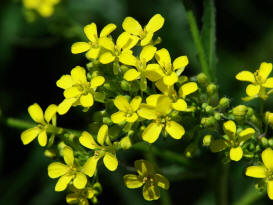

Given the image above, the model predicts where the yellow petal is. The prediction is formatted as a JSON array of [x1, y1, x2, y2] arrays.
[[123, 174, 144, 189], [84, 23, 98, 42], [80, 93, 94, 107], [55, 174, 74, 192], [66, 193, 79, 204], [130, 96, 142, 111], [142, 122, 162, 143], [48, 162, 70, 178], [135, 159, 154, 176], [103, 152, 118, 171], [137, 105, 157, 120], [122, 17, 142, 35], [155, 79, 169, 94], [126, 113, 138, 122], [143, 183, 160, 201], [21, 127, 40, 145], [56, 75, 75, 89], [100, 23, 116, 37], [238, 128, 255, 143], [57, 98, 77, 115], [229, 146, 243, 161], [28, 103, 44, 124], [73, 172, 87, 189], [71, 66, 87, 84], [145, 14, 164, 33], [235, 71, 255, 83], [245, 166, 266, 178], [124, 69, 140, 81], [90, 76, 105, 88], [120, 136, 132, 150], [223, 120, 236, 138], [63, 146, 74, 167], [154, 173, 169, 190], [262, 77, 273, 88], [99, 37, 115, 51], [146, 64, 164, 82], [140, 45, 157, 63], [79, 131, 99, 149], [83, 156, 99, 177], [38, 129, 47, 147], [64, 87, 82, 98], [86, 47, 101, 59], [117, 32, 138, 50], [166, 121, 185, 139], [163, 72, 178, 86], [44, 104, 57, 123], [114, 96, 130, 112], [156, 96, 172, 115], [99, 52, 115, 64], [111, 111, 126, 124], [179, 82, 198, 98], [246, 84, 260, 97], [146, 94, 161, 107], [267, 180, 273, 200], [71, 42, 91, 54], [262, 148, 273, 170], [97, 124, 108, 146], [119, 52, 137, 67], [173, 56, 189, 70], [155, 48, 171, 68], [172, 99, 187, 111], [258, 62, 272, 82], [140, 32, 153, 46]]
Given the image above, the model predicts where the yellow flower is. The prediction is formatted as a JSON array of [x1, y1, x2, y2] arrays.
[[210, 120, 255, 161], [119, 45, 157, 90], [56, 66, 105, 115], [245, 148, 273, 200], [155, 80, 198, 111], [236, 62, 273, 101], [146, 48, 189, 86], [66, 183, 101, 205], [99, 32, 138, 64], [48, 146, 88, 192], [23, 0, 60, 17], [71, 23, 116, 59], [122, 14, 164, 46], [21, 103, 57, 147], [79, 125, 118, 177], [111, 96, 142, 124], [123, 160, 169, 201], [137, 95, 185, 143]]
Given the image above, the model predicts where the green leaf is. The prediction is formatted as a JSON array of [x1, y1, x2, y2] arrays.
[[201, 0, 217, 81]]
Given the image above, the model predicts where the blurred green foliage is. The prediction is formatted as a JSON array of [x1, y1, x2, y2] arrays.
[[0, 0, 272, 204]]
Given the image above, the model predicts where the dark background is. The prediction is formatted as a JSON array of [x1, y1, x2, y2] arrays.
[[0, 0, 273, 204]]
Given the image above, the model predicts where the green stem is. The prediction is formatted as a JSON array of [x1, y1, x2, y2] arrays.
[[233, 186, 265, 205], [187, 11, 211, 81], [132, 142, 201, 169], [215, 163, 229, 205]]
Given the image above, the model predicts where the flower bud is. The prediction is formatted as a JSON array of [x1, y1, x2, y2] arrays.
[[197, 73, 209, 87], [121, 80, 129, 91], [206, 83, 217, 95], [261, 137, 268, 147], [268, 138, 273, 147], [205, 105, 214, 114], [214, 112, 221, 120], [203, 135, 212, 146], [265, 112, 273, 127], [219, 97, 230, 109], [185, 143, 198, 158], [247, 107, 254, 117], [201, 116, 216, 128], [232, 105, 248, 117]]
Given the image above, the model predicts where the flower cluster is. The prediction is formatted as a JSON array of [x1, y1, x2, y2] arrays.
[[22, 0, 60, 18], [20, 13, 273, 204]]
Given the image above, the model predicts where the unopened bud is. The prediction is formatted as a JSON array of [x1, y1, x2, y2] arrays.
[[219, 97, 230, 109], [268, 138, 273, 147], [265, 112, 273, 127], [185, 143, 198, 158], [205, 105, 214, 114], [203, 135, 212, 146], [197, 73, 209, 86], [232, 105, 248, 117], [214, 112, 221, 120], [261, 137, 268, 147], [121, 80, 129, 91], [201, 116, 216, 128], [120, 136, 132, 150], [206, 83, 217, 95]]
